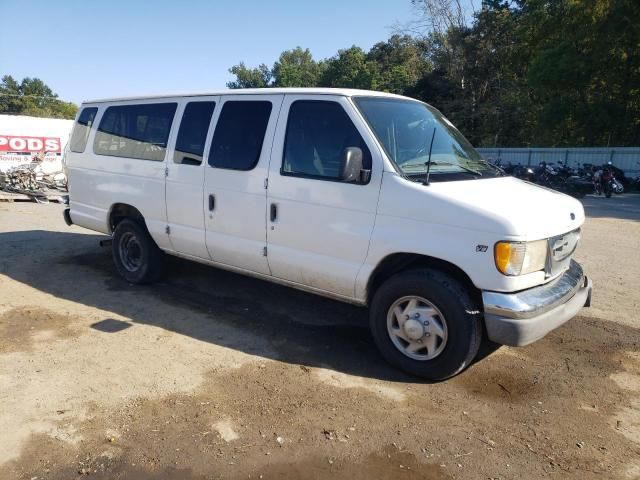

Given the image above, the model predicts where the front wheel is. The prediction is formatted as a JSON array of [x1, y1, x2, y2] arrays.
[[369, 269, 482, 381]]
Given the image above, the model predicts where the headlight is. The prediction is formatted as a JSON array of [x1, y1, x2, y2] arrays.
[[494, 239, 548, 276]]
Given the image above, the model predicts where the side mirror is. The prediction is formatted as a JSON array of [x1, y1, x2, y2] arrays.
[[340, 147, 369, 183]]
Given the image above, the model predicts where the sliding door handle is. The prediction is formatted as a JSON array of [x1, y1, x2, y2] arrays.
[[209, 194, 215, 211], [270, 203, 277, 222]]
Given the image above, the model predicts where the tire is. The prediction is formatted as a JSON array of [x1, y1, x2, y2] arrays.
[[112, 219, 165, 284], [369, 269, 482, 381]]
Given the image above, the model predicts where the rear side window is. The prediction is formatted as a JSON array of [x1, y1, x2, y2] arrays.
[[94, 103, 177, 161], [69, 107, 98, 153], [208, 101, 272, 171], [282, 101, 371, 180], [174, 101, 216, 165]]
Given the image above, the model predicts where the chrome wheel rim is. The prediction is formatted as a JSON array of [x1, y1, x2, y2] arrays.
[[118, 232, 142, 272], [386, 296, 448, 361]]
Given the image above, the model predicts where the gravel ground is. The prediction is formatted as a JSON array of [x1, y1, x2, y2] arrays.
[[0, 194, 639, 480]]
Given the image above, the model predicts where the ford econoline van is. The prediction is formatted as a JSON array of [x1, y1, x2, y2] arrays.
[[63, 88, 592, 380]]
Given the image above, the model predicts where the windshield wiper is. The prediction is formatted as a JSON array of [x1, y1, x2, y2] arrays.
[[432, 161, 483, 177], [404, 161, 484, 180], [406, 161, 482, 180], [480, 159, 505, 176]]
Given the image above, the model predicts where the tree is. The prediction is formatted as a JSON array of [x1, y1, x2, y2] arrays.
[[0, 75, 23, 114], [403, 1, 529, 146], [404, 0, 474, 36], [367, 35, 431, 94], [224, 0, 640, 147], [272, 47, 324, 87], [226, 62, 273, 88], [526, 0, 640, 146], [318, 46, 375, 89], [0, 75, 78, 119]]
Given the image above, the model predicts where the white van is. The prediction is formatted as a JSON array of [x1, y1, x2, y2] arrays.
[[64, 88, 592, 380]]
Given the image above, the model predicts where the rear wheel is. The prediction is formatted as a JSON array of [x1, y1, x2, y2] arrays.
[[112, 219, 165, 284], [369, 269, 482, 381]]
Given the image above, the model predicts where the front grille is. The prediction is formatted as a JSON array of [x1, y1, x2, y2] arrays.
[[546, 228, 581, 278]]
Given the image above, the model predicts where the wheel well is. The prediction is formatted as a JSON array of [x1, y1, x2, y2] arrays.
[[108, 203, 145, 234], [367, 253, 481, 306]]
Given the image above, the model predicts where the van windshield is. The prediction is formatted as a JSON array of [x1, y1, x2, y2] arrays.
[[353, 97, 499, 180]]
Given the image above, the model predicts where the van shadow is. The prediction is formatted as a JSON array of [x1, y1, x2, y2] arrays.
[[1, 229, 421, 383]]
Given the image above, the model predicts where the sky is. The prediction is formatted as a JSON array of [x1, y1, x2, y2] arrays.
[[0, 0, 429, 105]]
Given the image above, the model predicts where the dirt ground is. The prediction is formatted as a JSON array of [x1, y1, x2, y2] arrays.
[[0, 194, 639, 480]]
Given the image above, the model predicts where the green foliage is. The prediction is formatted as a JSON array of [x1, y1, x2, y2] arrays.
[[414, 4, 533, 147], [273, 47, 325, 87], [366, 35, 431, 94], [226, 62, 273, 88], [525, 0, 640, 146], [0, 75, 78, 119], [226, 0, 640, 147], [227, 37, 431, 94], [318, 46, 375, 89]]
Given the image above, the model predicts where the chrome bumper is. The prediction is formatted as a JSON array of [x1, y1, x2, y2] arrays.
[[482, 260, 592, 346]]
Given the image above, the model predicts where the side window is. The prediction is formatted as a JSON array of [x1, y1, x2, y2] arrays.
[[174, 101, 216, 165], [208, 101, 272, 171], [282, 100, 371, 181], [69, 107, 98, 153], [93, 103, 177, 161]]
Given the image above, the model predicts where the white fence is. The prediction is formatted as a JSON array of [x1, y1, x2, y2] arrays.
[[477, 147, 640, 176]]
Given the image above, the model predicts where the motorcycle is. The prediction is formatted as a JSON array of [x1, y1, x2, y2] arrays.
[[488, 159, 622, 198], [511, 164, 535, 182], [612, 177, 624, 194], [601, 169, 614, 198], [533, 162, 591, 198]]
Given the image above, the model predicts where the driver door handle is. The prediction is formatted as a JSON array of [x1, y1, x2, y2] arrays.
[[270, 203, 277, 222], [209, 194, 215, 211]]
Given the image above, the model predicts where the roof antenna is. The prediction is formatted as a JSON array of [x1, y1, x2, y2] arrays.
[[423, 127, 436, 186]]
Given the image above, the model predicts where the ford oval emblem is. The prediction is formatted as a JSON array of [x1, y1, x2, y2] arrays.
[[570, 213, 575, 220]]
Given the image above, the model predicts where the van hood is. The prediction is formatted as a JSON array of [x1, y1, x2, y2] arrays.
[[381, 174, 585, 240]]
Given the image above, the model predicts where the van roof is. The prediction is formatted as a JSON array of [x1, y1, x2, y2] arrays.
[[83, 88, 412, 104]]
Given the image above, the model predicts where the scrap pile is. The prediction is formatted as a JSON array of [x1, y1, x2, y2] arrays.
[[0, 161, 68, 203]]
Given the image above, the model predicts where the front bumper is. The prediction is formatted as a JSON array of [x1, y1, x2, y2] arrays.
[[482, 260, 592, 346]]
